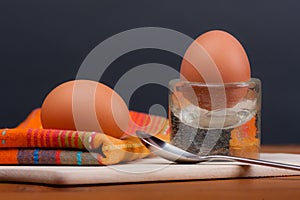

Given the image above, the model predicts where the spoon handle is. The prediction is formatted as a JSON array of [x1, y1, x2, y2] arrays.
[[208, 155, 300, 171]]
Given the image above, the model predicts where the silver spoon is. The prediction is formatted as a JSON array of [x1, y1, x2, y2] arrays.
[[136, 131, 300, 171]]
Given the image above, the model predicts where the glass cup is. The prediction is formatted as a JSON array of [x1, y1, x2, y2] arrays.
[[169, 78, 261, 159]]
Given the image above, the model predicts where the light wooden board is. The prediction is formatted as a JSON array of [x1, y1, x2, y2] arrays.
[[0, 153, 300, 185]]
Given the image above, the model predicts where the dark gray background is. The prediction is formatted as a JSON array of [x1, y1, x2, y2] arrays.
[[0, 0, 299, 144]]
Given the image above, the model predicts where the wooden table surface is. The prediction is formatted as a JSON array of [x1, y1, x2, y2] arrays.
[[1, 145, 300, 200]]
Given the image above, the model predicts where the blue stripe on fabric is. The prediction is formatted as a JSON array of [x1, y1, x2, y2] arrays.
[[33, 149, 40, 165], [1, 130, 7, 146], [77, 151, 82, 166]]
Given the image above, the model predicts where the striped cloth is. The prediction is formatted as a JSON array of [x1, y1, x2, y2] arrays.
[[0, 109, 170, 165]]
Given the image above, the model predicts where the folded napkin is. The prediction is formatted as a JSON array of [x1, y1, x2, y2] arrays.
[[0, 109, 170, 165]]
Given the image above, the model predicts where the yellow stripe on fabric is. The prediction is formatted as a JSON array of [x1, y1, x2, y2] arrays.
[[160, 120, 169, 134], [58, 130, 62, 148], [65, 131, 70, 147], [102, 143, 144, 151], [71, 131, 75, 148], [85, 132, 93, 149], [77, 131, 83, 149]]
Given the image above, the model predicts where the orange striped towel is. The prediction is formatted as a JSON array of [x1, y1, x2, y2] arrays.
[[0, 109, 170, 165]]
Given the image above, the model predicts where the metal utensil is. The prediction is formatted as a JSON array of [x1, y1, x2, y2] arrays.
[[136, 131, 300, 171]]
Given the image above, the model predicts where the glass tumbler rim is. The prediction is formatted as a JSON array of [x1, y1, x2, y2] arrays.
[[169, 78, 260, 89]]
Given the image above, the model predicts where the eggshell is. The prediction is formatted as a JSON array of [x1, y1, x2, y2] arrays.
[[41, 80, 129, 139], [180, 30, 251, 110]]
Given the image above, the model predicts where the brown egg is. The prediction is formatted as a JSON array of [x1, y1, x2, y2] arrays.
[[41, 80, 129, 139], [180, 30, 251, 110]]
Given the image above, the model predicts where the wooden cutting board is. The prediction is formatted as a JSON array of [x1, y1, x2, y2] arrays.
[[0, 153, 300, 185]]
